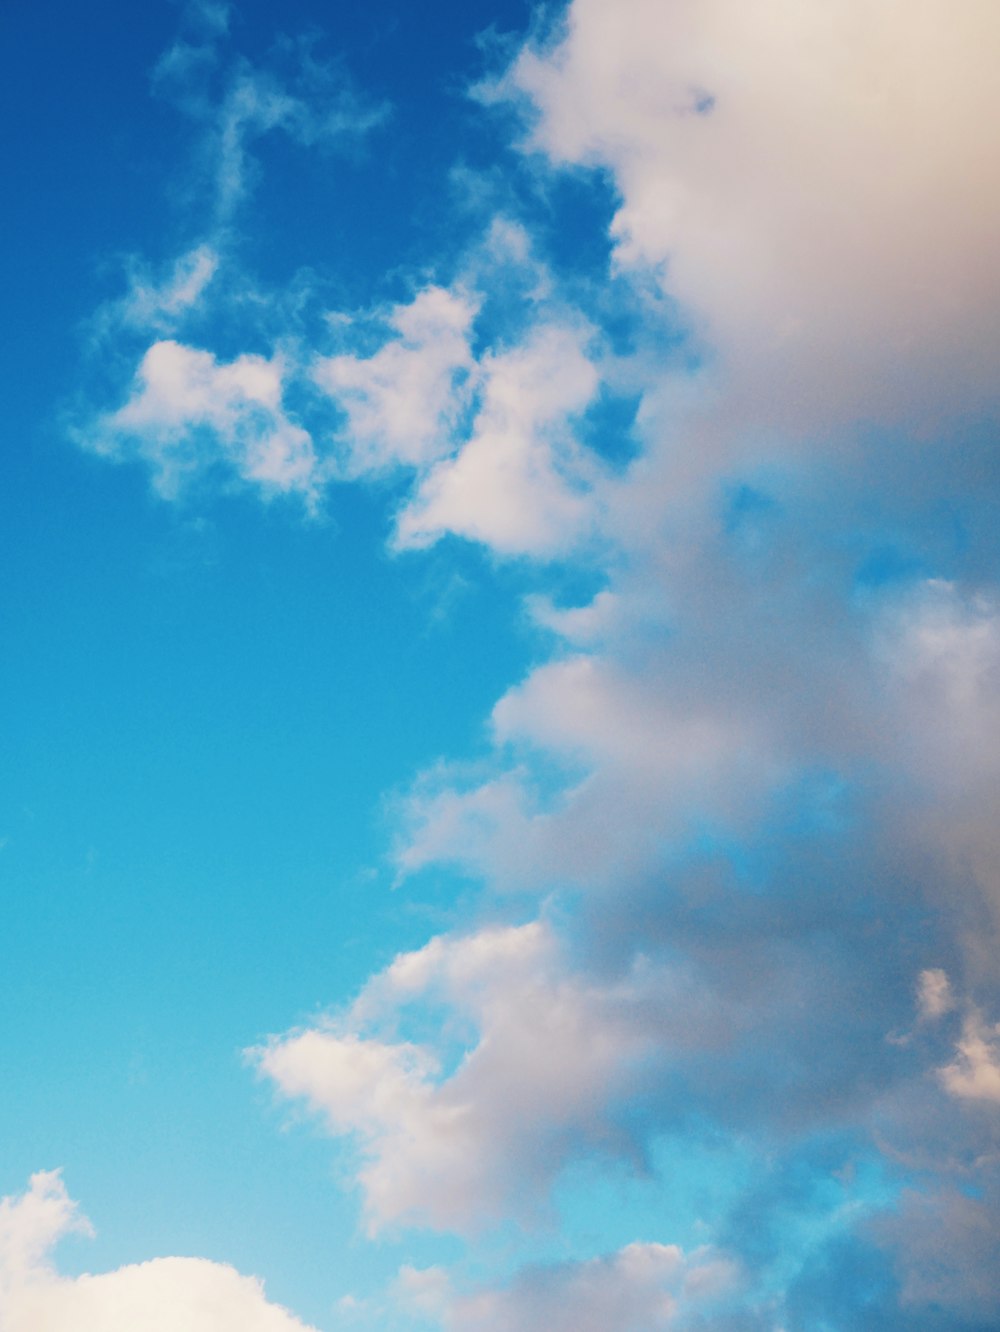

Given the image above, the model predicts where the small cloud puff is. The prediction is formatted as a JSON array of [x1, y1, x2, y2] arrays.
[[83, 339, 321, 507]]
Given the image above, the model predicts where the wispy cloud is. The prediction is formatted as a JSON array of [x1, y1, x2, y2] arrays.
[[153, 23, 389, 223]]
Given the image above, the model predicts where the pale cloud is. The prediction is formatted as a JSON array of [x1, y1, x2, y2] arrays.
[[526, 588, 621, 646], [500, 0, 1000, 431], [396, 1242, 740, 1332], [0, 1173, 317, 1332], [939, 1011, 1000, 1105], [314, 286, 479, 476], [916, 968, 954, 1022], [79, 251, 610, 553], [401, 646, 783, 893], [153, 26, 388, 221], [881, 582, 1000, 931], [313, 271, 605, 556], [111, 245, 220, 335], [86, 339, 320, 504], [395, 322, 602, 556], [0, 1171, 91, 1289], [209, 59, 387, 220], [254, 921, 720, 1234]]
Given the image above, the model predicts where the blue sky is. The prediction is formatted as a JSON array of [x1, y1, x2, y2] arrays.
[[3, 2, 1000, 1330]]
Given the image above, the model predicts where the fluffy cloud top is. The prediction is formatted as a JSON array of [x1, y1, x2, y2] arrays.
[[314, 286, 478, 475], [88, 340, 319, 503], [394, 321, 601, 555], [502, 0, 1000, 429], [254, 921, 678, 1233], [0, 1173, 317, 1332]]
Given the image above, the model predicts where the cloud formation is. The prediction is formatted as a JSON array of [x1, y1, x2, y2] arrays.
[[88, 339, 319, 503], [255, 921, 683, 1233], [153, 18, 388, 221], [67, 1, 1000, 1326], [397, 1242, 740, 1332], [499, 0, 1000, 432], [0, 1173, 317, 1332]]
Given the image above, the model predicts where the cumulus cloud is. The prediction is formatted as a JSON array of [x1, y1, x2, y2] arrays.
[[314, 286, 479, 476], [0, 1172, 317, 1332], [311, 264, 606, 555], [397, 1241, 740, 1332], [399, 654, 783, 894], [395, 321, 602, 555], [79, 229, 611, 546], [498, 0, 1000, 431], [253, 920, 734, 1234], [84, 339, 320, 504]]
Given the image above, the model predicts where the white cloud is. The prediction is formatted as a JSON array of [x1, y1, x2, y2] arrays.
[[87, 339, 320, 504], [314, 286, 478, 476], [254, 921, 719, 1234], [400, 634, 787, 893], [500, 0, 1000, 430], [395, 322, 601, 556], [0, 1172, 317, 1332], [397, 1242, 740, 1332], [80, 261, 607, 556], [526, 588, 621, 646]]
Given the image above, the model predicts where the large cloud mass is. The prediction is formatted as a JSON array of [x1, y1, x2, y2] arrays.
[[502, 0, 1000, 431]]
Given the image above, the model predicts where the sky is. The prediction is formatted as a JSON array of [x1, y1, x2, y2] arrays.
[[2, 1, 1000, 1328]]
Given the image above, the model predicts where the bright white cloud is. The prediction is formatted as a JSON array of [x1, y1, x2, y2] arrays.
[[314, 285, 478, 475], [0, 1172, 317, 1332], [87, 339, 320, 504], [396, 321, 602, 556], [501, 0, 1000, 430], [254, 921, 720, 1234]]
